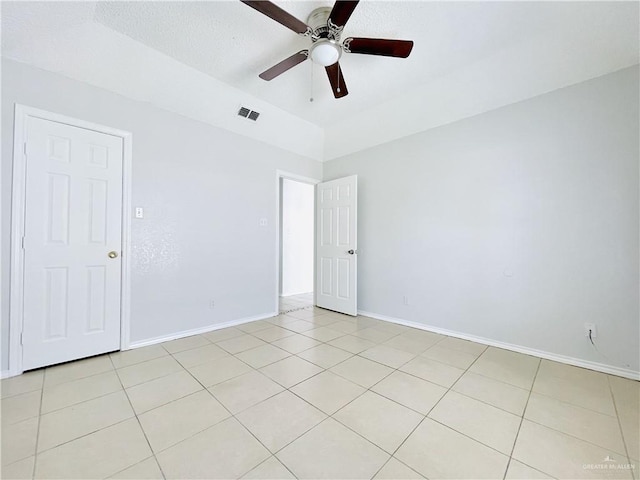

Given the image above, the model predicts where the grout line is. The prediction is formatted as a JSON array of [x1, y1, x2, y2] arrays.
[[44, 366, 117, 388], [243, 455, 298, 479], [12, 333, 476, 478], [39, 365, 114, 391], [494, 371, 632, 463], [445, 380, 527, 418], [109, 345, 170, 367], [502, 357, 542, 480], [278, 328, 479, 477], [606, 375, 636, 477], [326, 335, 468, 477], [456, 367, 532, 391], [5, 314, 405, 479], [116, 371, 180, 391], [529, 388, 618, 418], [29, 371, 150, 456], [105, 455, 162, 480], [517, 415, 630, 460], [376, 344, 492, 473], [161, 338, 214, 356], [234, 400, 324, 468], [108, 354, 169, 480], [36, 360, 186, 416], [371, 456, 424, 479], [33, 417, 136, 457], [167, 351, 291, 470], [211, 328, 394, 460], [163, 357, 307, 479], [376, 344, 536, 476], [15, 312, 634, 480], [271, 394, 369, 454], [30, 368, 46, 480]]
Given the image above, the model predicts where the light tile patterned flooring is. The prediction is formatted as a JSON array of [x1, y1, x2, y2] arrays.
[[2, 298, 638, 479]]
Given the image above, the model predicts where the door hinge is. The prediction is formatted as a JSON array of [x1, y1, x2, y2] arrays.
[[19, 332, 24, 345], [21, 236, 25, 249], [23, 142, 27, 156]]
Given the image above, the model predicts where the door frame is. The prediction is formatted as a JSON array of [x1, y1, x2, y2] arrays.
[[275, 170, 320, 314], [8, 104, 133, 377]]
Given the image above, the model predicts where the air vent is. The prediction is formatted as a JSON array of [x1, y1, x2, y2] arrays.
[[237, 106, 260, 122]]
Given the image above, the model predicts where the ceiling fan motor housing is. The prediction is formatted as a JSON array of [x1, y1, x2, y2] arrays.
[[307, 7, 343, 66], [307, 7, 341, 41]]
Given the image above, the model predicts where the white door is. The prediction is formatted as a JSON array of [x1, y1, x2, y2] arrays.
[[315, 175, 358, 316], [22, 116, 124, 370]]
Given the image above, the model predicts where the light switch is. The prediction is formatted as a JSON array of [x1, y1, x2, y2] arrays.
[[135, 207, 144, 219], [259, 218, 268, 227]]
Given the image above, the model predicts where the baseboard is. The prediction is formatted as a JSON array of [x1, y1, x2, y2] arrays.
[[2, 312, 278, 378], [128, 311, 278, 350], [358, 310, 640, 381], [281, 291, 313, 298]]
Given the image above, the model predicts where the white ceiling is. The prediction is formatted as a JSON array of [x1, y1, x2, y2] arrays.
[[92, 1, 558, 125], [2, 1, 638, 160]]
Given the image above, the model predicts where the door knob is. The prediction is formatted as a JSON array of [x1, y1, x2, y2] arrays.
[[347, 249, 356, 255], [108, 251, 119, 259]]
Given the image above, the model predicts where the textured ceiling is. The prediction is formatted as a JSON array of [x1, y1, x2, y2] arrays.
[[2, 1, 638, 160], [92, 1, 568, 125]]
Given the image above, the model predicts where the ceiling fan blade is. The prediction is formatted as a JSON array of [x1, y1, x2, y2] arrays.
[[328, 1, 359, 28], [345, 37, 414, 58], [325, 62, 348, 98], [241, 1, 310, 34], [259, 51, 309, 80]]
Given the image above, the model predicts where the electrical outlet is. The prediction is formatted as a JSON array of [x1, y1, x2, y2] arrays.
[[209, 300, 215, 309], [584, 323, 597, 338], [403, 296, 409, 306]]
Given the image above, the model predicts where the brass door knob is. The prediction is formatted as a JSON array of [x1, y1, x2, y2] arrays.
[[108, 251, 119, 259]]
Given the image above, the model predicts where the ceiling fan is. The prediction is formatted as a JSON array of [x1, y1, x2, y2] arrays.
[[241, 0, 414, 99]]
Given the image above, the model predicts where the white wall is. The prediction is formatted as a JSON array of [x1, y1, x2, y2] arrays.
[[281, 179, 314, 297], [324, 66, 640, 375], [1, 59, 322, 372]]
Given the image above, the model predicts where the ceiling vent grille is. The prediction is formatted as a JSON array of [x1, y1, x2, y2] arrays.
[[238, 107, 260, 121]]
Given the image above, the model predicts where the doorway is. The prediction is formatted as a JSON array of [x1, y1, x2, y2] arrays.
[[278, 175, 317, 314]]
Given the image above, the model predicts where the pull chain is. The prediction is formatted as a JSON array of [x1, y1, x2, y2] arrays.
[[309, 60, 314, 102], [336, 65, 341, 94]]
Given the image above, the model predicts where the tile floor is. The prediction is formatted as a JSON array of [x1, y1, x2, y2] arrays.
[[2, 305, 638, 479]]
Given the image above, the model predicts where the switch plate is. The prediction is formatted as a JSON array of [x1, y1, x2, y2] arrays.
[[135, 207, 144, 219]]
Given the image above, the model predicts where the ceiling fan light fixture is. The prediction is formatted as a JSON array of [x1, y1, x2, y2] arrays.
[[310, 40, 341, 66]]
